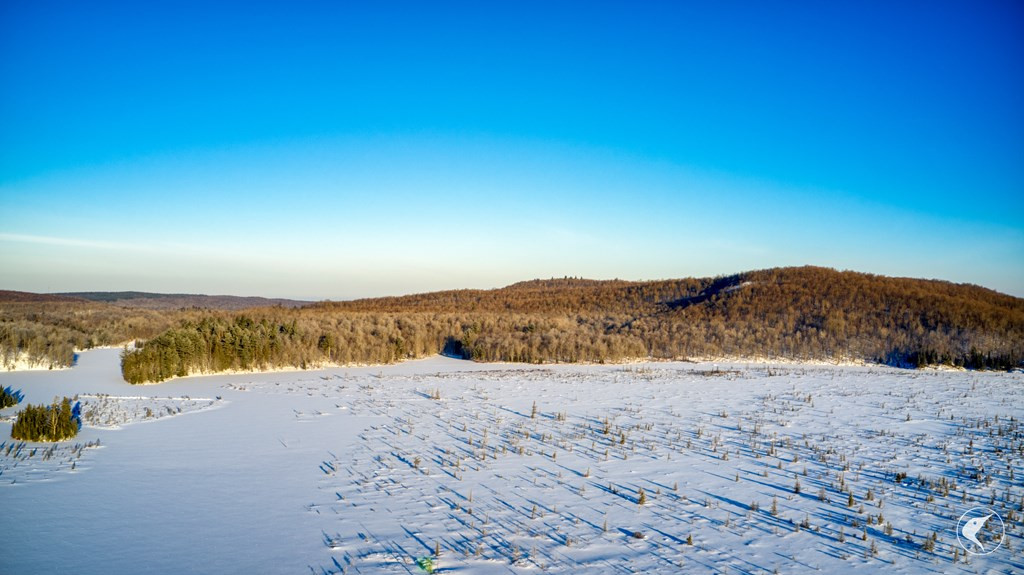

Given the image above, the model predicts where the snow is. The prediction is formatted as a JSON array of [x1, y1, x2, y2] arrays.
[[1, 349, 1022, 574]]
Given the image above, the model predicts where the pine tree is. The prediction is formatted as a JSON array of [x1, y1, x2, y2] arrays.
[[11, 397, 79, 442]]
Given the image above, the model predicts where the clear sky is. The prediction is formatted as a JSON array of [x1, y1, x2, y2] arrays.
[[2, 1, 1022, 299]]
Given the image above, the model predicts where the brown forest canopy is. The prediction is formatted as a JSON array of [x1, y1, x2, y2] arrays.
[[2, 267, 1022, 382]]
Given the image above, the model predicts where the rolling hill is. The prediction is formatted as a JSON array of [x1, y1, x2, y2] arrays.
[[3, 267, 1022, 380]]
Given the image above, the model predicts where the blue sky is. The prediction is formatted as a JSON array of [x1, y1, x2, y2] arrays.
[[2, 1, 1022, 299]]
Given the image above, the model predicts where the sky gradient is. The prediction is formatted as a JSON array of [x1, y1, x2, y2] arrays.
[[2, 1, 1022, 299]]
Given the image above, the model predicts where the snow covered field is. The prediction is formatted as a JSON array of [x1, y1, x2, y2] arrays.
[[1, 349, 1022, 574], [1, 350, 69, 372]]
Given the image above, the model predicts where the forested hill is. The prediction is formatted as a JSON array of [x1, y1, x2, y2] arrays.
[[114, 267, 1024, 383], [312, 266, 1021, 324]]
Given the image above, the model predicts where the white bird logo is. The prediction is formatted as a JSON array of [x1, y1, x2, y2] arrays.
[[961, 514, 992, 551]]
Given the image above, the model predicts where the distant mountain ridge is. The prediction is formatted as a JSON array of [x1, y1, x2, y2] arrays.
[[0, 290, 90, 304], [56, 291, 310, 310]]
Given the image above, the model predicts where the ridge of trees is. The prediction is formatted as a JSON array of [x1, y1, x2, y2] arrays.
[[114, 267, 1024, 383]]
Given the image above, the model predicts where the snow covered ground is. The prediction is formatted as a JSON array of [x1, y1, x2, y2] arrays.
[[1, 349, 1022, 574], [1, 350, 69, 372]]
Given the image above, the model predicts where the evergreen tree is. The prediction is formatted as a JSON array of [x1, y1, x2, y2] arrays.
[[11, 397, 79, 442]]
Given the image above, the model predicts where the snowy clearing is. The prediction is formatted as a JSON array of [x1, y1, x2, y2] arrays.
[[1, 350, 69, 372], [0, 349, 1021, 574]]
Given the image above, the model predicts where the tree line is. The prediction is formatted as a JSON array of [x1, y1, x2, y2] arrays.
[[120, 312, 656, 383]]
